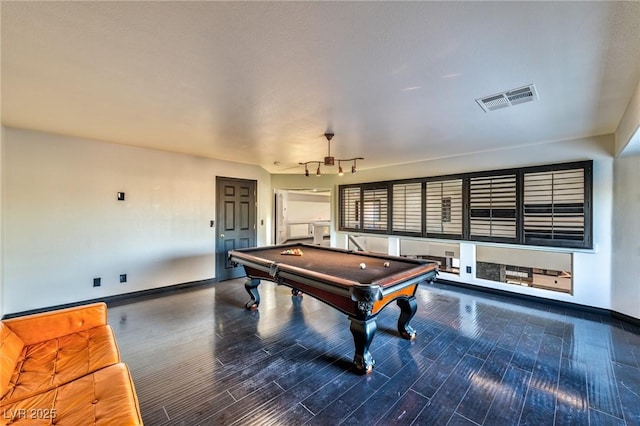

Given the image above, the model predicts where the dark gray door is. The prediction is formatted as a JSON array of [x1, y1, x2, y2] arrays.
[[216, 177, 257, 281]]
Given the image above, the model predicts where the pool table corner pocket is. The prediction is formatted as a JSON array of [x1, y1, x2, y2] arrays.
[[350, 284, 383, 318]]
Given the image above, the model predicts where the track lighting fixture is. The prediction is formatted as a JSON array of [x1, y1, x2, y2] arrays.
[[299, 132, 364, 177]]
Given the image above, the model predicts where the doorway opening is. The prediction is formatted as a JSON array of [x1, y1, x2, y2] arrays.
[[274, 188, 331, 246]]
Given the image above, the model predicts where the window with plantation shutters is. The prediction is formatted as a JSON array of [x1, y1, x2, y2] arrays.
[[524, 167, 586, 246], [362, 186, 388, 232], [426, 179, 463, 238], [340, 186, 361, 230], [337, 160, 591, 249], [469, 174, 517, 241], [392, 182, 422, 234]]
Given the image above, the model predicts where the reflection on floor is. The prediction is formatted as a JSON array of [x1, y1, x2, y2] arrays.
[[108, 279, 640, 425]]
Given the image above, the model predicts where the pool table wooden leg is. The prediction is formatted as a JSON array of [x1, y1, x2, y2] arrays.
[[349, 317, 377, 374], [397, 296, 417, 340], [244, 278, 261, 309]]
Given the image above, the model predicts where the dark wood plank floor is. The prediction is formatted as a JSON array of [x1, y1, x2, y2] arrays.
[[107, 279, 640, 425]]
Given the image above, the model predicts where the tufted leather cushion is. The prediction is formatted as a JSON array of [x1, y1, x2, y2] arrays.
[[1, 325, 120, 405], [2, 303, 108, 346], [0, 363, 143, 425], [0, 324, 25, 400]]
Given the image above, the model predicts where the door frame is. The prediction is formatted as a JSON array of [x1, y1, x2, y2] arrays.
[[215, 176, 258, 281]]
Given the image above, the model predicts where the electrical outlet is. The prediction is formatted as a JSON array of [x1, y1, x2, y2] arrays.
[[466, 266, 472, 274], [93, 278, 101, 287], [120, 274, 127, 283]]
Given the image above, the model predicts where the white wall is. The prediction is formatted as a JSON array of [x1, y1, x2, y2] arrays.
[[3, 128, 626, 317], [612, 154, 640, 319], [610, 75, 640, 320], [337, 135, 614, 183], [327, 135, 616, 312], [616, 78, 640, 156], [2, 127, 271, 315], [1, 127, 5, 318], [286, 193, 330, 223]]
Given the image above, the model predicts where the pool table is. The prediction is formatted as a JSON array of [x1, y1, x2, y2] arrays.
[[228, 243, 438, 373]]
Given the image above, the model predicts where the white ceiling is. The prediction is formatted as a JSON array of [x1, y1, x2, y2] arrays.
[[2, 1, 640, 174]]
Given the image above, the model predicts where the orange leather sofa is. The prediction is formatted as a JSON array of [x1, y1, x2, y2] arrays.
[[1, 303, 143, 425]]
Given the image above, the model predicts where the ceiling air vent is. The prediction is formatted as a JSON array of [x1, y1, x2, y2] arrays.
[[476, 84, 538, 113]]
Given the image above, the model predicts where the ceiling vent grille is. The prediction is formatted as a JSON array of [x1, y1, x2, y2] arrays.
[[476, 84, 538, 112]]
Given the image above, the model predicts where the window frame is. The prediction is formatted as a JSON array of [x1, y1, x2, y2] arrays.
[[467, 170, 519, 245], [520, 161, 592, 249], [338, 160, 593, 249], [424, 175, 466, 240], [339, 185, 362, 231], [390, 179, 424, 237]]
